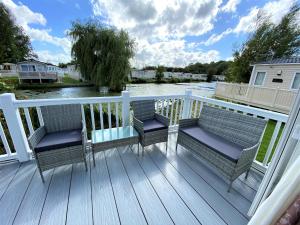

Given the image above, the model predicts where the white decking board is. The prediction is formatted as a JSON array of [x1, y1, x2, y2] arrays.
[[118, 147, 174, 225], [12, 169, 53, 225], [66, 158, 93, 225], [1, 134, 262, 225], [154, 145, 249, 225], [176, 147, 253, 215], [39, 165, 72, 225], [136, 146, 201, 225], [105, 149, 147, 225], [0, 162, 36, 225], [0, 162, 20, 199], [91, 151, 120, 225], [148, 148, 227, 225]]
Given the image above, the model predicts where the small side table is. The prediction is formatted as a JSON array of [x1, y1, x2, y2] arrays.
[[91, 126, 139, 166]]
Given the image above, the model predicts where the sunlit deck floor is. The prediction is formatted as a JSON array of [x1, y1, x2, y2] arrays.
[[0, 133, 262, 225]]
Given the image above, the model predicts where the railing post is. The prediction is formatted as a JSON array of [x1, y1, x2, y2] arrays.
[[122, 91, 130, 127], [0, 93, 30, 162], [182, 89, 192, 119]]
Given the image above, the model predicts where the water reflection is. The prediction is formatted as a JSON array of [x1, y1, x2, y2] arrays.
[[15, 82, 216, 99]]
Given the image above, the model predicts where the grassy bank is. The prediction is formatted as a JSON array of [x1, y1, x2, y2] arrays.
[[256, 120, 284, 163]]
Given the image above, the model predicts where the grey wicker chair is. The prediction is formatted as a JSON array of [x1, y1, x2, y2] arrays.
[[28, 104, 87, 182], [131, 100, 170, 156], [176, 105, 267, 192]]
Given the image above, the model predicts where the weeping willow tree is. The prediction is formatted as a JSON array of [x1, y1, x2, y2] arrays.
[[69, 21, 135, 92]]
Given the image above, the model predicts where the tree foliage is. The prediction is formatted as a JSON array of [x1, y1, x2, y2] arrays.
[[69, 21, 135, 92], [228, 5, 300, 82], [142, 60, 230, 76], [155, 65, 165, 83], [0, 3, 35, 64]]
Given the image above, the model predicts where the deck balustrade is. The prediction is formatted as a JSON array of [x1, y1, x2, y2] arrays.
[[0, 89, 288, 173]]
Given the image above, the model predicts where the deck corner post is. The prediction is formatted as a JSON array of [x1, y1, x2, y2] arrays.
[[182, 89, 192, 119], [0, 93, 30, 162], [122, 91, 130, 127]]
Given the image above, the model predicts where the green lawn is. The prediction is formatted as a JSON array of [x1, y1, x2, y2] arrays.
[[62, 75, 82, 84], [256, 120, 284, 163]]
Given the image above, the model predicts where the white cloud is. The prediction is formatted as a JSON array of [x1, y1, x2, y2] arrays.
[[90, 0, 222, 67], [2, 0, 46, 27], [221, 0, 241, 13], [90, 0, 222, 39], [234, 0, 297, 33], [2, 0, 71, 64], [133, 39, 220, 68], [202, 28, 233, 46], [36, 50, 71, 64], [201, 0, 298, 46]]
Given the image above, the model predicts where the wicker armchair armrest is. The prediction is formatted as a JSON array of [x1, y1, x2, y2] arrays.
[[178, 118, 199, 129], [236, 142, 260, 168], [28, 126, 46, 150], [155, 113, 170, 126], [133, 116, 144, 135]]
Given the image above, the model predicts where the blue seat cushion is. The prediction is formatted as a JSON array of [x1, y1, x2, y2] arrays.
[[35, 129, 82, 153], [142, 119, 167, 133], [180, 126, 243, 162]]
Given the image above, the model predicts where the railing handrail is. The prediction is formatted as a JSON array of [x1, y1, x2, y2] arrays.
[[2, 93, 288, 122], [14, 96, 123, 108], [191, 95, 288, 122]]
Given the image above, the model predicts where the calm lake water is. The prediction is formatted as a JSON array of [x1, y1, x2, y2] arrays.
[[15, 82, 216, 99]]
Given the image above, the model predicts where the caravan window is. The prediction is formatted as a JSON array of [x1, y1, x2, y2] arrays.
[[291, 73, 300, 89], [21, 65, 28, 71], [254, 72, 266, 86]]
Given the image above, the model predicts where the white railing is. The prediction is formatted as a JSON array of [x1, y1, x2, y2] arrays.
[[215, 82, 297, 114], [0, 90, 288, 173]]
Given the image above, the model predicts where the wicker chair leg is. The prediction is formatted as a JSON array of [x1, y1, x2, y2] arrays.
[[38, 169, 45, 183], [84, 157, 88, 171], [245, 169, 250, 179], [165, 141, 168, 153], [227, 181, 233, 192], [93, 151, 96, 167]]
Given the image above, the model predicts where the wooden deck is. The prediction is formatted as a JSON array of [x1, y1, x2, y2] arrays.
[[0, 134, 262, 225]]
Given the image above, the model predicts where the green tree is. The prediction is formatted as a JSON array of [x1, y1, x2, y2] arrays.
[[206, 67, 216, 82], [69, 21, 135, 92], [228, 5, 300, 82], [155, 65, 165, 83], [0, 3, 35, 64]]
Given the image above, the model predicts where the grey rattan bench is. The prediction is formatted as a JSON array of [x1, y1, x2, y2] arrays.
[[176, 105, 267, 192], [28, 104, 88, 182]]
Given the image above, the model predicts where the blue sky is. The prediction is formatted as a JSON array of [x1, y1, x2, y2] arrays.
[[2, 0, 298, 67]]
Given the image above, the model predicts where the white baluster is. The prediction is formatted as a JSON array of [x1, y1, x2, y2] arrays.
[[166, 99, 170, 118], [115, 102, 119, 127], [36, 106, 44, 127], [108, 102, 111, 129], [99, 104, 104, 129], [174, 98, 179, 124], [90, 104, 95, 130], [0, 121, 11, 156], [170, 98, 175, 125], [24, 107, 34, 135]]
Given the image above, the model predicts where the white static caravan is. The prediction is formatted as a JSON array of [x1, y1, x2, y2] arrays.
[[216, 58, 300, 114]]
